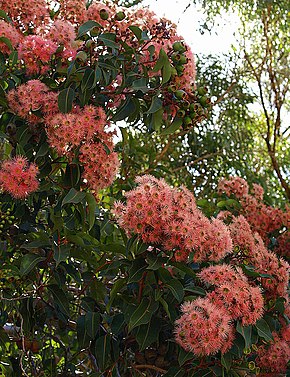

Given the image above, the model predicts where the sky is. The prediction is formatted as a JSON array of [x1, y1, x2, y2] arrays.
[[142, 0, 240, 55]]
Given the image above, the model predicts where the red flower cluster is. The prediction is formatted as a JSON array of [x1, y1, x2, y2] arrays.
[[175, 298, 234, 356], [218, 176, 290, 258], [113, 175, 232, 262], [0, 157, 39, 199], [199, 264, 264, 326], [46, 105, 120, 192], [256, 326, 290, 374]]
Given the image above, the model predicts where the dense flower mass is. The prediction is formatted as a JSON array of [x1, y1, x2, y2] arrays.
[[45, 105, 120, 192], [218, 176, 290, 258], [256, 328, 290, 374], [0, 157, 39, 199], [0, 0, 50, 29], [18, 35, 58, 75], [175, 297, 234, 356], [7, 80, 56, 124], [0, 20, 23, 55], [229, 215, 289, 300], [200, 265, 264, 325], [113, 175, 232, 262]]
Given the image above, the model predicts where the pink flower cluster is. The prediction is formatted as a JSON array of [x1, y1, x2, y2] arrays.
[[0, 0, 50, 29], [229, 215, 289, 300], [113, 175, 232, 263], [45, 105, 120, 192], [175, 297, 234, 356], [218, 176, 290, 258], [0, 20, 23, 55], [0, 157, 39, 199], [18, 35, 58, 75], [175, 265, 264, 357], [199, 264, 264, 325], [256, 326, 290, 374], [7, 80, 58, 125]]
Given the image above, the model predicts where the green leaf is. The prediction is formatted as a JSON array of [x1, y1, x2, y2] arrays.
[[162, 58, 172, 84], [98, 33, 120, 50], [236, 321, 252, 349], [86, 193, 97, 230], [146, 95, 163, 114], [135, 317, 161, 351], [93, 335, 111, 371], [128, 298, 158, 332], [106, 278, 126, 311], [184, 285, 206, 296], [129, 25, 142, 41], [132, 78, 149, 93], [149, 108, 163, 131], [62, 188, 86, 206], [20, 254, 45, 276], [221, 352, 232, 372], [0, 10, 11, 23], [77, 20, 101, 38], [77, 315, 90, 349], [112, 97, 137, 122], [0, 37, 13, 51], [178, 347, 194, 366], [0, 328, 10, 350], [255, 318, 273, 342], [48, 285, 70, 317], [128, 258, 147, 283], [161, 117, 183, 135], [58, 86, 75, 113], [53, 243, 70, 266], [146, 254, 167, 270], [166, 280, 184, 302], [85, 312, 100, 339], [81, 67, 97, 91]]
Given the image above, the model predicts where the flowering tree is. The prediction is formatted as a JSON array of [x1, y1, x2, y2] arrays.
[[0, 0, 289, 376]]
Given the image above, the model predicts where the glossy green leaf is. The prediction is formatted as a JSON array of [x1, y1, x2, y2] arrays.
[[93, 335, 111, 371], [165, 280, 184, 302], [98, 33, 120, 49], [128, 298, 158, 332], [58, 86, 75, 113], [236, 321, 252, 349], [129, 25, 142, 41], [178, 347, 194, 366], [77, 315, 90, 349], [77, 20, 101, 38], [0, 37, 13, 51], [62, 188, 86, 206], [85, 312, 100, 339], [161, 117, 183, 135], [81, 67, 97, 91], [48, 285, 70, 317], [146, 95, 163, 114], [86, 193, 97, 230], [20, 254, 45, 276], [255, 318, 273, 342], [135, 317, 161, 351], [221, 352, 232, 372], [112, 97, 137, 122]]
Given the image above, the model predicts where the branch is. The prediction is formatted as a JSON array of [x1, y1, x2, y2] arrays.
[[134, 364, 167, 374], [213, 81, 237, 105]]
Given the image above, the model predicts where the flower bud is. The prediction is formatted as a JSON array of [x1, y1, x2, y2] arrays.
[[174, 90, 186, 100], [76, 51, 87, 62], [172, 41, 186, 53], [115, 11, 126, 21], [99, 9, 109, 20]]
